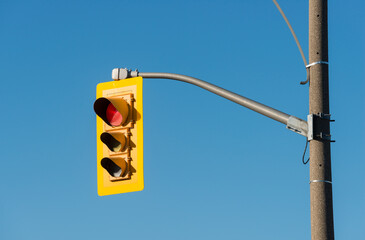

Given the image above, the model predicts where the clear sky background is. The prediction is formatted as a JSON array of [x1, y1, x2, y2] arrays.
[[1, 0, 364, 239]]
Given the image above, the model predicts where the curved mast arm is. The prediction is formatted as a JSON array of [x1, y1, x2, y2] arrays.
[[112, 68, 308, 137]]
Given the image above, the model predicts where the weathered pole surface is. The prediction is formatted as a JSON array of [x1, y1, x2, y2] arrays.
[[309, 0, 334, 239]]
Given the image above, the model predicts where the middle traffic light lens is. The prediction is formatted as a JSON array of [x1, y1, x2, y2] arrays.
[[106, 103, 122, 126]]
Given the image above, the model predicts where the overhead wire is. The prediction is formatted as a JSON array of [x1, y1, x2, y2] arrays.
[[272, 0, 310, 85]]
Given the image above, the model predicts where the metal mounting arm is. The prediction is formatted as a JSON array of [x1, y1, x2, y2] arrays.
[[112, 68, 308, 137]]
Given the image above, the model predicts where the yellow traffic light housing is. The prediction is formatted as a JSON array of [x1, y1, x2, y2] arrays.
[[94, 77, 143, 196]]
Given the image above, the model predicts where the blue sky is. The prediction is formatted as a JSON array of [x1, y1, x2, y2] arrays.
[[1, 0, 364, 239]]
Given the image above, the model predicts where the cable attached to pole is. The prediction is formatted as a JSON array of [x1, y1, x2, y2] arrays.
[[302, 139, 310, 164]]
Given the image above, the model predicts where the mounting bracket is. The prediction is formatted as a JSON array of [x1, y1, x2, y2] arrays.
[[307, 113, 335, 141]]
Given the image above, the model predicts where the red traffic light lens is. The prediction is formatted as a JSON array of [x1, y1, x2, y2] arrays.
[[106, 103, 123, 126]]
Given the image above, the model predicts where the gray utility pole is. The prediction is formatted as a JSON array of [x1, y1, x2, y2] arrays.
[[309, 0, 335, 239]]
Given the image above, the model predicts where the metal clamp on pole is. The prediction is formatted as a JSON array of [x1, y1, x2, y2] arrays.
[[306, 61, 329, 69], [309, 180, 332, 184]]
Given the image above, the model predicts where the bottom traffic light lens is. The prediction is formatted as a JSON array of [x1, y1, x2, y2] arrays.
[[101, 158, 128, 178], [106, 103, 122, 126]]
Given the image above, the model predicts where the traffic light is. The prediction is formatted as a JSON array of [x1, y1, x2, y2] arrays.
[[94, 77, 143, 196]]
